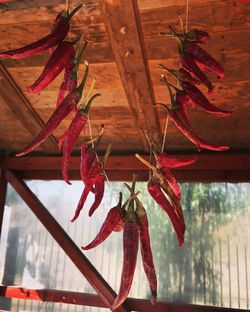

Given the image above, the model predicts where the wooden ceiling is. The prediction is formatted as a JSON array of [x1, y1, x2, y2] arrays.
[[0, 0, 249, 156]]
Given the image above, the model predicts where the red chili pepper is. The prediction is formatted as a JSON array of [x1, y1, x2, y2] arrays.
[[157, 103, 229, 151], [124, 181, 158, 305], [62, 112, 88, 184], [180, 53, 213, 92], [174, 90, 191, 127], [182, 81, 233, 117], [71, 183, 92, 222], [0, 4, 82, 59], [28, 41, 75, 94], [58, 129, 68, 152], [112, 210, 139, 310], [157, 153, 198, 168], [184, 42, 224, 79], [147, 180, 185, 246], [137, 212, 157, 305], [158, 64, 200, 85], [80, 144, 96, 183], [82, 193, 124, 250], [57, 41, 87, 107], [161, 167, 181, 200], [88, 174, 105, 217], [16, 63, 89, 157]]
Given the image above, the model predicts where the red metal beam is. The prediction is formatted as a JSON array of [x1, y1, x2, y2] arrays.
[[0, 286, 244, 312], [4, 170, 130, 312], [0, 169, 7, 238]]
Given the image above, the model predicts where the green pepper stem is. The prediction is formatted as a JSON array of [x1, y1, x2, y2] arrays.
[[74, 41, 88, 73], [122, 191, 140, 210], [84, 124, 104, 146], [76, 61, 89, 98], [158, 64, 178, 79], [117, 192, 123, 207], [69, 3, 83, 19], [102, 143, 112, 169]]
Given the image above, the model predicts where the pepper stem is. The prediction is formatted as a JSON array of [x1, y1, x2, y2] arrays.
[[74, 40, 88, 73], [117, 192, 123, 207], [75, 61, 89, 98], [122, 191, 140, 210], [102, 143, 112, 169], [160, 75, 177, 106], [84, 125, 104, 146], [158, 64, 178, 79], [65, 0, 70, 12], [69, 3, 83, 19], [79, 93, 101, 114], [135, 153, 155, 171]]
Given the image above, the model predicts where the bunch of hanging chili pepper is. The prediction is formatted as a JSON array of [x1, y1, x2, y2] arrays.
[[157, 24, 233, 151], [71, 137, 112, 221], [0, 1, 82, 59]]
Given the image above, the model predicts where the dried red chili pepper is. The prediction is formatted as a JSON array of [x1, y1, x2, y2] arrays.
[[147, 180, 185, 246], [124, 181, 158, 305], [112, 194, 139, 310], [16, 62, 89, 157], [180, 53, 213, 93], [0, 4, 82, 59], [82, 193, 124, 250], [28, 40, 76, 94], [71, 144, 111, 221], [159, 64, 201, 85], [161, 167, 181, 200], [182, 81, 232, 117], [156, 103, 229, 151], [82, 191, 139, 250], [57, 41, 88, 107], [157, 153, 198, 169], [184, 42, 224, 79]]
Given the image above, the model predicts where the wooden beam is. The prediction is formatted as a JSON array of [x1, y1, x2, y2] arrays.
[[99, 0, 162, 150], [4, 170, 130, 312], [1, 153, 250, 182], [0, 61, 57, 153], [0, 169, 7, 238], [0, 286, 244, 312]]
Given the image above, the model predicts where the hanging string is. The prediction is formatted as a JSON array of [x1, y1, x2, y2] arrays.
[[160, 0, 189, 153]]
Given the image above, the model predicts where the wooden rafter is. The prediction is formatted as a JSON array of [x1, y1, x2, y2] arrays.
[[0, 62, 57, 153], [0, 286, 244, 312], [1, 153, 250, 182], [4, 170, 130, 312], [99, 0, 162, 151]]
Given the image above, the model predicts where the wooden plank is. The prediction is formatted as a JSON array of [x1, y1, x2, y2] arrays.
[[0, 62, 57, 153], [4, 170, 130, 312], [99, 0, 162, 150], [0, 286, 244, 312], [0, 169, 7, 238]]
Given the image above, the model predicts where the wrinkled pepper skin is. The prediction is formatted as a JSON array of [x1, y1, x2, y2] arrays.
[[157, 153, 198, 168], [137, 214, 157, 305], [71, 184, 92, 222], [112, 218, 139, 310], [184, 42, 224, 79], [180, 53, 213, 92], [182, 81, 232, 117], [88, 174, 105, 217], [147, 180, 185, 246], [16, 90, 80, 157], [62, 112, 88, 184], [167, 107, 230, 151], [161, 167, 181, 201], [82, 205, 124, 250], [28, 41, 75, 94], [0, 12, 70, 59]]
